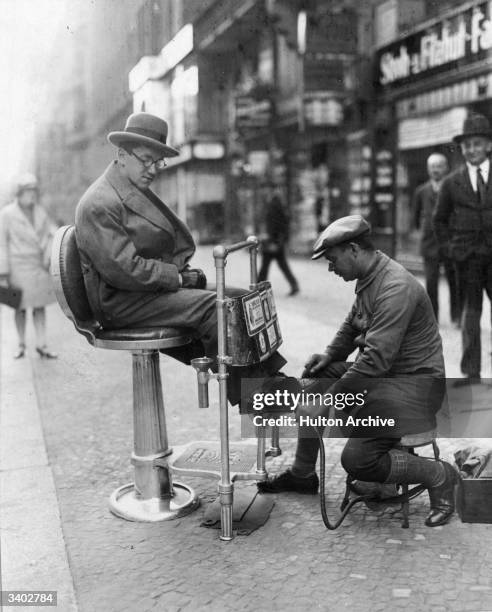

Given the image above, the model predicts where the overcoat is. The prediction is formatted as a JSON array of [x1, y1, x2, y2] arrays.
[[0, 201, 56, 308], [413, 181, 441, 260], [75, 161, 214, 331]]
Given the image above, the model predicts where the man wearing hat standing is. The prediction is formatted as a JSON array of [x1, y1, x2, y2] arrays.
[[259, 215, 458, 528], [75, 113, 286, 403], [434, 114, 492, 386]]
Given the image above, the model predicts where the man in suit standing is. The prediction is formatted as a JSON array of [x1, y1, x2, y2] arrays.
[[434, 114, 492, 386], [413, 153, 461, 324], [75, 112, 286, 403]]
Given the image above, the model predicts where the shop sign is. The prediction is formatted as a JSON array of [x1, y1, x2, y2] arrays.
[[377, 1, 492, 88], [235, 95, 272, 131], [398, 107, 467, 149]]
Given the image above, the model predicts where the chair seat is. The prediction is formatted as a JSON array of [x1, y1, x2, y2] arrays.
[[93, 326, 192, 350]]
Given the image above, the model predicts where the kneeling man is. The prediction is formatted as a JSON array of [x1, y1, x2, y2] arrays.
[[259, 215, 457, 527]]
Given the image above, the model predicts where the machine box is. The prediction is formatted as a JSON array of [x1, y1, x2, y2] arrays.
[[226, 281, 282, 366]]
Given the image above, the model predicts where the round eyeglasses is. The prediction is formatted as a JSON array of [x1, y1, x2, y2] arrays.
[[131, 151, 168, 171]]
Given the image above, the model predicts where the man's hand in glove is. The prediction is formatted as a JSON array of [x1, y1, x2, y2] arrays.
[[180, 268, 207, 289]]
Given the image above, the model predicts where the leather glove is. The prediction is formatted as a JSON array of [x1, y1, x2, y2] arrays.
[[181, 268, 207, 289]]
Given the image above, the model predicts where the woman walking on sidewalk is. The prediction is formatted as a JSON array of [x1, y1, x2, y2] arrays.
[[0, 174, 57, 359]]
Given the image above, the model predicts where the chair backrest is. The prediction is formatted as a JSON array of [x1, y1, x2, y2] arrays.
[[50, 225, 99, 343]]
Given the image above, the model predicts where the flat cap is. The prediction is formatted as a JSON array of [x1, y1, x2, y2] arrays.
[[312, 215, 371, 260]]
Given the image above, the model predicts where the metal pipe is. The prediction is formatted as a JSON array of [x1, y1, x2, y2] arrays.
[[190, 357, 214, 408], [214, 246, 233, 540], [212, 236, 263, 539], [256, 426, 267, 477], [247, 235, 259, 288]]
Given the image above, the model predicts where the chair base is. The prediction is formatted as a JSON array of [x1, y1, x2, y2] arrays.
[[109, 481, 200, 522]]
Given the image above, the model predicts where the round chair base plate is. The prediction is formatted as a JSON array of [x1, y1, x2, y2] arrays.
[[109, 481, 200, 522]]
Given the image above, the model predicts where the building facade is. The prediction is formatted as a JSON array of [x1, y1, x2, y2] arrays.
[[35, 0, 489, 260], [374, 0, 492, 259]]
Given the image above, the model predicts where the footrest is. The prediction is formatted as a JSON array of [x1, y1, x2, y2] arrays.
[[170, 441, 264, 481]]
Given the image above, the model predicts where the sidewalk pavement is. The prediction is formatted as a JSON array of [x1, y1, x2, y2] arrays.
[[1, 246, 492, 612]]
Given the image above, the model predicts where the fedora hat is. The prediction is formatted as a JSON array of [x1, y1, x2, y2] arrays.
[[453, 113, 492, 144], [108, 112, 179, 157]]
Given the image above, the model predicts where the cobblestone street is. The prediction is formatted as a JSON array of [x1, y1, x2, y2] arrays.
[[1, 247, 492, 612]]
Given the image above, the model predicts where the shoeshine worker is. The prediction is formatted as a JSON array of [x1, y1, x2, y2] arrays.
[[258, 215, 458, 527]]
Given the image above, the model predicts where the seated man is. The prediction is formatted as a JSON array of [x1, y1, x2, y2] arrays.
[[258, 215, 458, 528], [75, 112, 286, 404]]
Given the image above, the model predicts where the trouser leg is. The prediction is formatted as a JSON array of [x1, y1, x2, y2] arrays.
[[443, 257, 461, 322], [291, 362, 351, 476], [340, 438, 445, 487], [424, 258, 439, 320], [258, 254, 273, 282], [459, 259, 484, 377], [275, 248, 299, 291]]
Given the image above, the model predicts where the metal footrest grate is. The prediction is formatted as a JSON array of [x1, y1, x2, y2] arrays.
[[170, 441, 262, 481]]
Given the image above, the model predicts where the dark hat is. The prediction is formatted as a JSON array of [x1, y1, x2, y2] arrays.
[[312, 215, 371, 260], [453, 114, 492, 144], [108, 112, 179, 157]]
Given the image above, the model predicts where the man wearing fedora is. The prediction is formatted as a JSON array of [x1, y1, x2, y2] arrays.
[[75, 112, 286, 403], [434, 113, 492, 387], [258, 215, 458, 528]]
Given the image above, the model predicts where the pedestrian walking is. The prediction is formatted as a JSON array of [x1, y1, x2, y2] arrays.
[[0, 174, 57, 359], [258, 192, 299, 296], [413, 152, 462, 324], [259, 215, 457, 528], [434, 113, 492, 387]]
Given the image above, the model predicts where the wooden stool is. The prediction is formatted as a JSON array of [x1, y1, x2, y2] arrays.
[[341, 430, 440, 528], [396, 430, 440, 528]]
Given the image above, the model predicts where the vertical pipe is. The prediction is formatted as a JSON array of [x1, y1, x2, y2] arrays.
[[214, 247, 233, 540], [256, 426, 267, 477], [249, 240, 258, 288]]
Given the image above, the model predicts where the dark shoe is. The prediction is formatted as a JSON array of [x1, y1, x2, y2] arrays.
[[13, 344, 26, 359], [452, 376, 481, 388], [287, 287, 299, 296], [425, 462, 459, 527], [36, 346, 58, 359], [257, 469, 319, 494]]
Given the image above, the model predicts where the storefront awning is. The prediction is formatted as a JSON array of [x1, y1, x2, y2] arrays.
[[398, 107, 467, 149]]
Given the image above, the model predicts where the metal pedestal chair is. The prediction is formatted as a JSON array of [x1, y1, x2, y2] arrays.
[[50, 225, 199, 522]]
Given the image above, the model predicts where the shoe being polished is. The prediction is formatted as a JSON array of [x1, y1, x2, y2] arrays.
[[425, 461, 459, 527], [257, 469, 319, 494]]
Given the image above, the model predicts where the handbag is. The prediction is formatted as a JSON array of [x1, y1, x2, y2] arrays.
[[0, 285, 22, 309]]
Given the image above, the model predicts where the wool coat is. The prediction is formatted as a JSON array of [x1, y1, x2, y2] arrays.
[[320, 252, 446, 436], [75, 161, 208, 330], [0, 201, 56, 308]]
